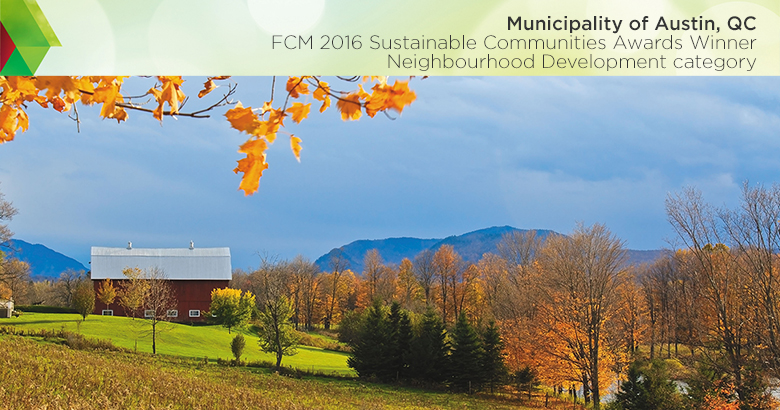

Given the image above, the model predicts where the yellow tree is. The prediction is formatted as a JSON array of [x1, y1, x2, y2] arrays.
[[432, 244, 463, 323], [395, 258, 422, 311], [536, 223, 627, 409], [96, 278, 117, 310], [209, 287, 256, 334], [117, 266, 148, 319], [0, 76, 417, 195]]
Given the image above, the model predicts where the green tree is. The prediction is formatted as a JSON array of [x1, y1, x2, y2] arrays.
[[257, 295, 300, 369], [347, 299, 393, 380], [613, 359, 682, 410], [72, 281, 95, 322], [407, 306, 449, 383], [337, 309, 364, 345], [231, 333, 246, 364], [209, 287, 256, 334], [481, 320, 507, 393], [388, 301, 413, 380], [449, 312, 484, 392]]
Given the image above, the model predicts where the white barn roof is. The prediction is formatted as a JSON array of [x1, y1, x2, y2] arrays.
[[90, 247, 232, 280]]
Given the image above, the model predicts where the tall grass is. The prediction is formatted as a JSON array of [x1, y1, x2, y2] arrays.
[[0, 335, 548, 409]]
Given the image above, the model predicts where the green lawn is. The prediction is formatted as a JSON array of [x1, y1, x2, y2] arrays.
[[2, 312, 353, 375]]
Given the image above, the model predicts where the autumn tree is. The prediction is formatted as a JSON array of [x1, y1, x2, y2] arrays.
[[0, 258, 30, 301], [396, 258, 422, 311], [321, 250, 350, 330], [362, 249, 384, 303], [0, 186, 16, 246], [413, 249, 436, 306], [286, 256, 318, 329], [613, 274, 647, 357], [667, 185, 780, 406], [297, 259, 321, 330], [96, 279, 117, 311], [142, 267, 177, 355], [57, 268, 88, 307], [719, 182, 780, 378], [432, 245, 464, 323], [0, 76, 417, 195], [536, 223, 627, 409], [0, 186, 23, 300], [667, 189, 753, 392], [117, 266, 148, 319], [72, 281, 95, 322]]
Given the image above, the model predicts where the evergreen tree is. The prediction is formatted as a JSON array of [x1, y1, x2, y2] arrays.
[[449, 312, 484, 392], [231, 333, 246, 364], [407, 306, 449, 383], [347, 299, 392, 380], [614, 359, 681, 410], [480, 320, 507, 393], [388, 301, 413, 380]]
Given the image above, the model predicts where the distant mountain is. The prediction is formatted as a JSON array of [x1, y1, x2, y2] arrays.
[[316, 237, 441, 273], [429, 226, 556, 264], [2, 239, 88, 280], [316, 226, 665, 273]]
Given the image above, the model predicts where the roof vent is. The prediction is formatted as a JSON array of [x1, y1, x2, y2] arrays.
[[127, 241, 132, 250], [189, 240, 194, 250]]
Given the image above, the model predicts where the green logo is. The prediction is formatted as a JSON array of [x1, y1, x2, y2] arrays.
[[1, 0, 60, 75]]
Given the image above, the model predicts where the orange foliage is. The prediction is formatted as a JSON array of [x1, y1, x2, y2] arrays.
[[0, 75, 417, 195]]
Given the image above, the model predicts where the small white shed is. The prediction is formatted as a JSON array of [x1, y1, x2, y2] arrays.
[[0, 299, 13, 318]]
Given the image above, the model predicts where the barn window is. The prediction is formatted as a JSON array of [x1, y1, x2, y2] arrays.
[[144, 310, 154, 318], [167, 310, 178, 318], [102, 310, 113, 316], [189, 310, 201, 317]]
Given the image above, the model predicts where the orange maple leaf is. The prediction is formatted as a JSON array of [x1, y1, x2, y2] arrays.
[[198, 79, 216, 98], [148, 76, 185, 121], [91, 81, 127, 122], [312, 82, 331, 113], [0, 105, 27, 142], [287, 103, 311, 124], [336, 93, 362, 121], [234, 138, 269, 195], [290, 135, 303, 162], [225, 102, 259, 133], [286, 76, 309, 99], [261, 101, 273, 115]]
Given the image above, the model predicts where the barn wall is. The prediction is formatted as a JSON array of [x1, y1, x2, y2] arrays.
[[93, 279, 230, 322]]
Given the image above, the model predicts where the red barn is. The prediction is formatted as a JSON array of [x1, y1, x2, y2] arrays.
[[90, 243, 231, 321]]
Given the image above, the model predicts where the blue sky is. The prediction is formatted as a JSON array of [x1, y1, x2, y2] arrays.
[[1, 76, 779, 270]]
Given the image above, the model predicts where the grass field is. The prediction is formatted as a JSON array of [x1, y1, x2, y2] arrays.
[[1, 335, 549, 409], [2, 312, 353, 375]]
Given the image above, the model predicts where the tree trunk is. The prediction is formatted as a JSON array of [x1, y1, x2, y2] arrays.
[[152, 321, 157, 354]]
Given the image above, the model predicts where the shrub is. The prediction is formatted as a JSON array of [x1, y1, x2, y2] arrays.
[[231, 334, 246, 364], [15, 305, 77, 314]]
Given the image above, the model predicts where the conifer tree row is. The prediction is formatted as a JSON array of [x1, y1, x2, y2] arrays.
[[345, 301, 507, 391]]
